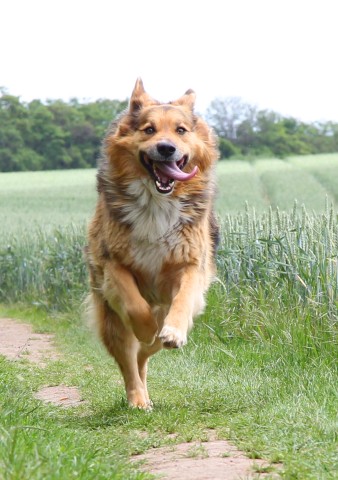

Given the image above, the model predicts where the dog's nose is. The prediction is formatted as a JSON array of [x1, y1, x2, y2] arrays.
[[157, 142, 176, 158]]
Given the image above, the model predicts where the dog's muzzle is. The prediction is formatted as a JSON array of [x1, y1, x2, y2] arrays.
[[140, 142, 198, 194]]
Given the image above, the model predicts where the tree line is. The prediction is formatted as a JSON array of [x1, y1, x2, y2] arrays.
[[1, 88, 338, 172], [206, 97, 338, 159], [0, 88, 127, 171]]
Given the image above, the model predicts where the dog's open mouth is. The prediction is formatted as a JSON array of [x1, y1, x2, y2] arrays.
[[141, 154, 198, 194]]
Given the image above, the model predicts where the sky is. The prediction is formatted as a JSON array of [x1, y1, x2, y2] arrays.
[[1, 0, 337, 122]]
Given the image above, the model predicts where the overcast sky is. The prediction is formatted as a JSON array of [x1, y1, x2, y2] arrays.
[[1, 0, 337, 122]]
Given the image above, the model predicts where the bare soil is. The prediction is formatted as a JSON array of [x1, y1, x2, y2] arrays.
[[0, 317, 60, 366], [132, 437, 281, 479], [0, 317, 83, 407], [1, 317, 282, 478], [35, 385, 84, 407]]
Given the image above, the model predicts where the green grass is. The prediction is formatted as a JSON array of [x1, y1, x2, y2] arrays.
[[289, 154, 338, 205], [0, 309, 151, 480], [216, 153, 338, 214], [1, 154, 338, 479], [254, 159, 332, 212], [1, 282, 337, 479], [0, 169, 96, 234], [0, 225, 87, 309], [216, 160, 270, 213], [2, 153, 338, 235]]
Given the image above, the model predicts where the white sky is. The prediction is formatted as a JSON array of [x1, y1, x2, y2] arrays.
[[1, 0, 337, 122]]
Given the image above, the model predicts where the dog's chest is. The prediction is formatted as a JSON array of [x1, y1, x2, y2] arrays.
[[122, 180, 181, 241], [130, 242, 168, 281], [122, 180, 182, 276]]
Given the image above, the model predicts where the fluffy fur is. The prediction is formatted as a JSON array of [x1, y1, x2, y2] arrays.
[[86, 79, 219, 408]]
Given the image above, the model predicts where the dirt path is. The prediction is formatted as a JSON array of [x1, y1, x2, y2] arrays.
[[0, 317, 282, 478], [0, 317, 83, 407], [132, 438, 281, 479], [0, 317, 59, 366]]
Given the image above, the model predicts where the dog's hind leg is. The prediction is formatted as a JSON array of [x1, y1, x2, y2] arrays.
[[91, 293, 150, 409], [137, 338, 163, 405], [116, 340, 149, 409]]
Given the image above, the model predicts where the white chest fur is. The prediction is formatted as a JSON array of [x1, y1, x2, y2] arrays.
[[123, 180, 182, 242], [122, 180, 182, 276]]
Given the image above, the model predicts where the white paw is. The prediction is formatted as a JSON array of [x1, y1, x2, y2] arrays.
[[158, 325, 187, 349]]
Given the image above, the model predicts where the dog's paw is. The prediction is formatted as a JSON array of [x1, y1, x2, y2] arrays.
[[128, 390, 153, 411], [129, 400, 153, 411], [158, 325, 187, 349]]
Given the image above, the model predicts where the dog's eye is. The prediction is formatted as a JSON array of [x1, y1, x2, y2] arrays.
[[144, 126, 156, 134], [176, 127, 187, 135]]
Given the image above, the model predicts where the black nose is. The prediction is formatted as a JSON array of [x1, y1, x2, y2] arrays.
[[157, 142, 176, 158]]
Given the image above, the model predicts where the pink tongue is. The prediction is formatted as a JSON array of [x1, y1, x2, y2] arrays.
[[155, 162, 198, 182]]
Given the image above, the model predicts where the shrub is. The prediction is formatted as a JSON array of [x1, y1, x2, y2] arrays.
[[218, 137, 240, 159]]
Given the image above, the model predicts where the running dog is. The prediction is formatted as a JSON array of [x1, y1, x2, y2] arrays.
[[86, 79, 219, 408]]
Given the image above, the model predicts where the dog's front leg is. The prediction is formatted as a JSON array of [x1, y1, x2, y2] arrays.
[[159, 266, 206, 349], [102, 262, 158, 345]]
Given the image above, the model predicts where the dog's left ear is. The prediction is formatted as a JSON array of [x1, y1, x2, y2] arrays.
[[172, 89, 196, 110], [129, 78, 157, 113]]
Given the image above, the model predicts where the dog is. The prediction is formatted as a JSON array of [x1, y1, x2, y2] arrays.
[[86, 79, 219, 409]]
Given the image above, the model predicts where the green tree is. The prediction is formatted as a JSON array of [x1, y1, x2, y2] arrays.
[[0, 90, 127, 171], [218, 138, 240, 159], [1, 88, 338, 171], [0, 92, 27, 171], [206, 95, 338, 158]]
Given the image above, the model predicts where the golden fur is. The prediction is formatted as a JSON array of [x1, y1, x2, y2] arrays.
[[86, 79, 219, 408]]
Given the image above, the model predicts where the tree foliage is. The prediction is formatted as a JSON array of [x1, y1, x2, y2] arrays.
[[1, 89, 338, 171], [206, 97, 338, 159], [0, 89, 127, 171]]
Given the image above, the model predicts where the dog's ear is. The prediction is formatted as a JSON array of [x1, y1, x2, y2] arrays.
[[172, 89, 196, 110], [129, 78, 156, 113]]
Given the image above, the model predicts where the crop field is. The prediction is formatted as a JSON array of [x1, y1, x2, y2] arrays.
[[0, 169, 97, 235], [1, 153, 338, 237], [216, 153, 338, 214], [0, 153, 338, 479]]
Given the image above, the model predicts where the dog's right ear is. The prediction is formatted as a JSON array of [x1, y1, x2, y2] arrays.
[[172, 89, 196, 111], [129, 78, 156, 113]]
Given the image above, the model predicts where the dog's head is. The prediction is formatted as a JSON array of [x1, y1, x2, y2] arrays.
[[107, 79, 218, 196]]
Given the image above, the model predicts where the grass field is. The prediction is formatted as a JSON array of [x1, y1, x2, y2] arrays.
[[1, 153, 338, 235], [0, 169, 97, 235], [1, 154, 338, 479], [216, 153, 338, 214]]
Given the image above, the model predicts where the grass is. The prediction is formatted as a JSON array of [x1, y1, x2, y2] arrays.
[[0, 325, 150, 480], [0, 169, 96, 234], [254, 159, 335, 212], [1, 153, 338, 479], [289, 154, 338, 205], [1, 153, 338, 235], [1, 285, 337, 479], [0, 225, 87, 309], [216, 160, 270, 213], [216, 153, 338, 214]]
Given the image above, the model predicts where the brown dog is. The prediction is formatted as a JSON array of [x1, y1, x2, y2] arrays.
[[86, 79, 219, 408]]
